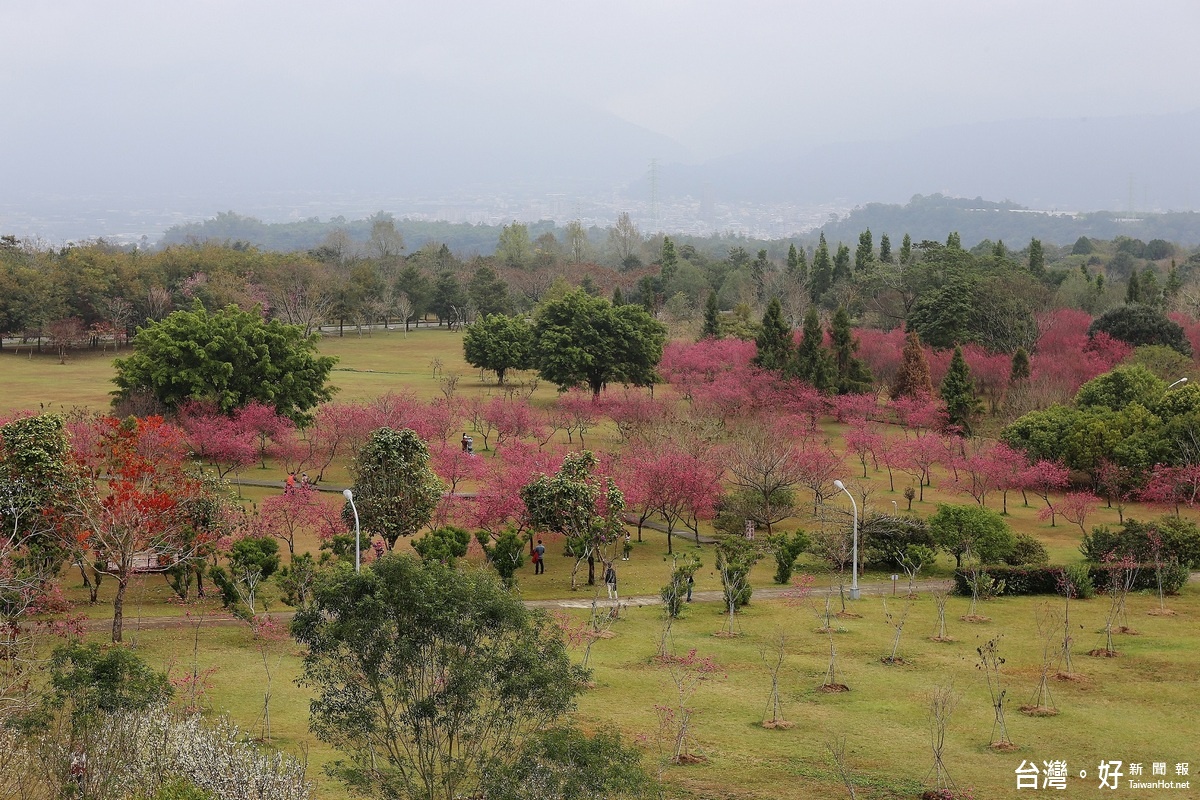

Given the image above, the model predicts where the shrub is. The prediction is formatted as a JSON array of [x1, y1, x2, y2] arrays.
[[1082, 517, 1200, 568], [952, 563, 1184, 597], [1004, 532, 1049, 566], [1061, 563, 1095, 599]]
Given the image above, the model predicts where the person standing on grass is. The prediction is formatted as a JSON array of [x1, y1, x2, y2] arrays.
[[285, 472, 296, 493], [622, 531, 632, 560], [534, 539, 546, 574], [604, 562, 617, 600]]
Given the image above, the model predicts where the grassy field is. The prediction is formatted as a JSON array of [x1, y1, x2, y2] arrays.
[[9, 331, 1200, 799]]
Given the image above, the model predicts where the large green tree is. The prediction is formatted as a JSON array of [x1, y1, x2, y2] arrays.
[[463, 314, 533, 385], [112, 303, 336, 423], [793, 307, 835, 393], [928, 504, 1015, 569], [292, 554, 587, 800], [1089, 304, 1192, 356], [345, 427, 444, 551], [532, 290, 666, 398], [828, 306, 873, 395]]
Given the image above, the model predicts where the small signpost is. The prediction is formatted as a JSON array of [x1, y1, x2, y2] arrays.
[[891, 574, 899, 595]]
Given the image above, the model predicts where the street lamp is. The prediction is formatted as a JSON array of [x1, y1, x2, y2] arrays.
[[343, 488, 361, 573], [1168, 377, 1188, 390], [832, 480, 860, 600]]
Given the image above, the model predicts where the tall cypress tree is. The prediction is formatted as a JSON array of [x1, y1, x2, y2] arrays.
[[1028, 238, 1045, 277], [700, 291, 721, 340], [1126, 270, 1141, 304], [855, 229, 874, 273], [660, 237, 679, 286], [891, 331, 933, 399], [832, 244, 851, 284], [940, 345, 981, 435], [879, 233, 893, 265], [793, 307, 835, 393], [753, 297, 793, 372], [828, 306, 874, 395], [810, 234, 833, 301], [900, 233, 913, 265]]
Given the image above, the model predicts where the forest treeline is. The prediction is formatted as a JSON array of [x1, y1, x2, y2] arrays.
[[3, 212, 1200, 372]]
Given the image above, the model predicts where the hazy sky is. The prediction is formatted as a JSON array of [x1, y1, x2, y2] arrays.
[[7, 0, 1199, 163]]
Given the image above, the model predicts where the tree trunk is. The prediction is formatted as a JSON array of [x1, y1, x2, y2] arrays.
[[587, 553, 595, 585], [112, 572, 129, 643]]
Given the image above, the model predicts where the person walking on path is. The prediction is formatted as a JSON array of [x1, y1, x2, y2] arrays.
[[534, 539, 546, 574], [604, 562, 618, 600], [285, 472, 296, 493]]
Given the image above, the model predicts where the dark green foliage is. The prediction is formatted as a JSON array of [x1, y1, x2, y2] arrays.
[[879, 233, 893, 265], [855, 229, 874, 273], [463, 314, 534, 385], [533, 290, 667, 398], [480, 724, 655, 800], [793, 307, 835, 392], [700, 291, 720, 339], [952, 562, 1186, 597], [1125, 270, 1142, 304], [44, 643, 172, 731], [939, 346, 981, 434], [1088, 304, 1192, 356], [475, 527, 526, 588], [860, 514, 934, 568], [1027, 238, 1045, 276], [752, 297, 793, 372], [661, 553, 702, 619], [828, 306, 873, 395], [1074, 364, 1165, 411], [0, 414, 78, 578], [112, 303, 337, 423], [1072, 236, 1095, 255], [1060, 563, 1095, 599], [1010, 347, 1031, 383], [430, 271, 468, 324], [715, 535, 761, 608], [810, 233, 832, 301], [412, 526, 472, 566], [1081, 517, 1200, 567], [832, 243, 851, 284], [346, 427, 444, 551], [928, 503, 1015, 569], [468, 266, 511, 317], [1003, 532, 1050, 566], [276, 551, 317, 607], [766, 530, 809, 584], [292, 554, 587, 800]]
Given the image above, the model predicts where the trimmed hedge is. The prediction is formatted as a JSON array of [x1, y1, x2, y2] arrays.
[[952, 562, 1188, 597]]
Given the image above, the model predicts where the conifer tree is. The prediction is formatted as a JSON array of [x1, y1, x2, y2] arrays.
[[891, 331, 933, 399], [612, 286, 625, 306], [794, 308, 835, 393], [660, 236, 679, 286], [1028, 238, 1045, 277], [1166, 260, 1182, 298], [753, 297, 793, 372], [940, 345, 981, 435], [1010, 347, 1031, 384], [828, 306, 873, 395], [701, 291, 721, 340], [946, 232, 962, 250], [1126, 270, 1141, 304], [900, 233, 914, 265], [810, 234, 833, 301], [832, 244, 851, 284], [879, 233, 893, 264], [855, 229, 874, 273]]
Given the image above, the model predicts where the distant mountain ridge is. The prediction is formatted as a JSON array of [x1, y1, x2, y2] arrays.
[[657, 110, 1200, 213]]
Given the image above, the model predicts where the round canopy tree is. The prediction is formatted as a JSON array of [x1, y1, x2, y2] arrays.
[[1088, 304, 1192, 356], [112, 302, 337, 424], [462, 313, 533, 385], [533, 290, 667, 398], [292, 554, 587, 800], [345, 427, 444, 551]]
